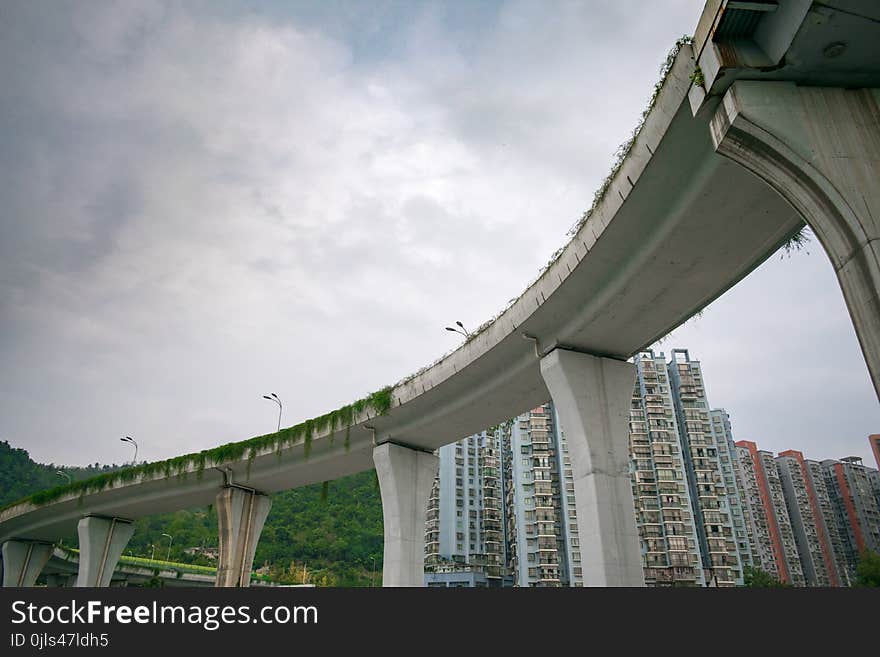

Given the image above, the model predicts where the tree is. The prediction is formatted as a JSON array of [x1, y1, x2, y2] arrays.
[[855, 550, 880, 587], [743, 565, 787, 587]]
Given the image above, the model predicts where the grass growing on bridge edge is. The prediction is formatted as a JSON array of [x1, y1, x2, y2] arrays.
[[0, 386, 394, 514], [567, 34, 694, 240]]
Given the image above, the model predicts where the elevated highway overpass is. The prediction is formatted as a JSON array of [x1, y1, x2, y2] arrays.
[[2, 0, 879, 587], [41, 548, 225, 588]]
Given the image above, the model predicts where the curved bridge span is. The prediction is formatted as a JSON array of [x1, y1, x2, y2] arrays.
[[3, 0, 879, 587]]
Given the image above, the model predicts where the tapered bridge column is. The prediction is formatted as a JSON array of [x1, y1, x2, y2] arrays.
[[75, 516, 135, 587], [216, 486, 272, 587], [373, 442, 439, 587], [1, 540, 53, 587], [711, 81, 880, 400], [540, 348, 644, 587]]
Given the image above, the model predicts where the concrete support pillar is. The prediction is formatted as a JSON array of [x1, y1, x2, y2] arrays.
[[215, 486, 271, 587], [75, 516, 135, 587], [711, 82, 880, 400], [539, 348, 644, 587], [1, 540, 53, 587], [373, 442, 439, 587]]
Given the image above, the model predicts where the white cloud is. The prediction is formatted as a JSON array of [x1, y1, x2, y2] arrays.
[[1, 0, 875, 468]]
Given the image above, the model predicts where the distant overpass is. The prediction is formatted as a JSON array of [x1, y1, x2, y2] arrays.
[[2, 0, 879, 587], [42, 548, 219, 588]]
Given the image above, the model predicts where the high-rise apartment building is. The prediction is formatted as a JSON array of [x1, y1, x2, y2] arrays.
[[803, 457, 854, 585], [870, 469, 880, 513], [630, 350, 704, 586], [424, 429, 508, 586], [822, 456, 880, 576], [734, 443, 774, 576], [424, 350, 877, 589], [502, 403, 582, 587], [710, 409, 753, 569], [667, 350, 744, 586], [775, 450, 843, 586], [735, 441, 805, 585], [870, 434, 880, 470], [869, 436, 880, 510]]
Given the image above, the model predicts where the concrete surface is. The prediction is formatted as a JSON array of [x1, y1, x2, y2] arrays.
[[373, 443, 438, 587], [75, 516, 135, 587], [540, 349, 644, 587], [215, 486, 271, 587]]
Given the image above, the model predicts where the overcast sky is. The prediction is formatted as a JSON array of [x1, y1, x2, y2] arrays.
[[1, 0, 877, 470]]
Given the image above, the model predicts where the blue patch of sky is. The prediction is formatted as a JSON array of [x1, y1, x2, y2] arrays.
[[207, 0, 504, 65]]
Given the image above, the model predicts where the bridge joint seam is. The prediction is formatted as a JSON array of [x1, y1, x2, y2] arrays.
[[373, 439, 435, 455], [521, 334, 629, 363], [222, 483, 266, 497], [834, 237, 880, 273], [543, 344, 630, 363]]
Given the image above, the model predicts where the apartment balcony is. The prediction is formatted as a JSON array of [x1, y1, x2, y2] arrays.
[[664, 526, 689, 536], [661, 514, 684, 523], [538, 557, 560, 569], [645, 557, 670, 567]]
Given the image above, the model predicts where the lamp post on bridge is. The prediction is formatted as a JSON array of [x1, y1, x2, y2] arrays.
[[262, 393, 282, 432], [120, 436, 138, 465], [444, 321, 469, 338], [56, 470, 71, 484]]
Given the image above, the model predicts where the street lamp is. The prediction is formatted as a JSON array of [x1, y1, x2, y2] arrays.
[[161, 533, 173, 561], [262, 393, 282, 432], [149, 543, 156, 561], [370, 556, 377, 587], [120, 436, 138, 464], [444, 321, 469, 338], [56, 470, 71, 484]]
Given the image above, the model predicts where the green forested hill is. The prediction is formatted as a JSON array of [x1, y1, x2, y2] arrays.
[[0, 440, 117, 506], [0, 440, 383, 586]]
